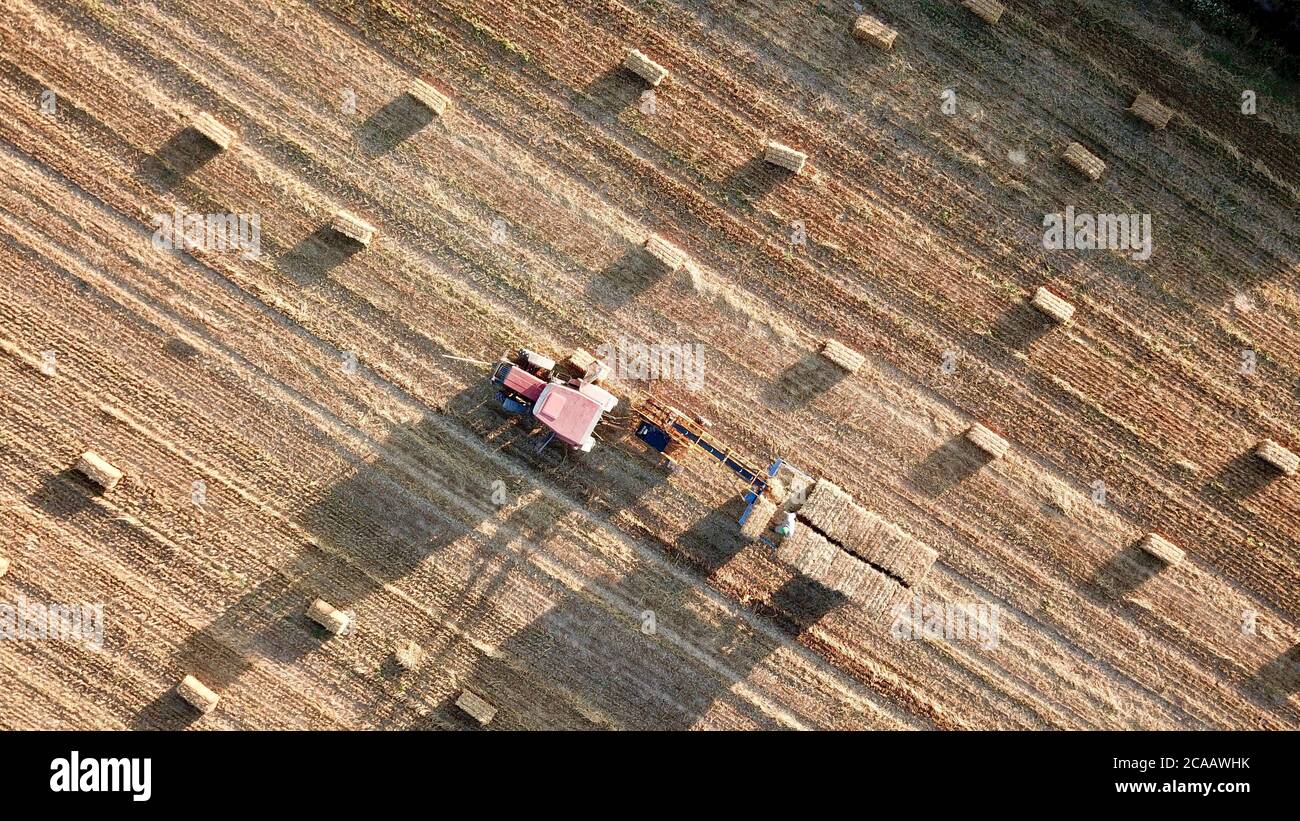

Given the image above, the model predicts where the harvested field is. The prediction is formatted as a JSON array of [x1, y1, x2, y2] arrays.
[[0, 0, 1297, 732]]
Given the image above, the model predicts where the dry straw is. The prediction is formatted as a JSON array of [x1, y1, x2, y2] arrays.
[[77, 451, 122, 491], [1254, 439, 1298, 476], [965, 423, 1010, 459], [624, 49, 669, 86], [853, 15, 897, 50], [1063, 142, 1105, 180], [191, 112, 234, 150], [764, 141, 807, 174], [1030, 286, 1075, 324]]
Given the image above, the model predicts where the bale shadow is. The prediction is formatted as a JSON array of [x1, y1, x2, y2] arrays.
[[278, 226, 362, 285], [675, 496, 752, 576], [586, 244, 667, 309], [28, 468, 102, 518], [582, 65, 646, 116], [907, 434, 996, 498], [137, 127, 224, 191], [763, 352, 848, 410], [990, 300, 1056, 351], [1202, 451, 1282, 508], [1245, 644, 1300, 705], [1088, 541, 1164, 601], [131, 689, 206, 730], [162, 337, 201, 362], [723, 155, 791, 204], [767, 574, 847, 635], [357, 93, 435, 155]]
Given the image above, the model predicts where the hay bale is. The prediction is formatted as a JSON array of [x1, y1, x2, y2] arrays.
[[1128, 92, 1173, 129], [307, 598, 351, 635], [190, 112, 234, 150], [1062, 142, 1105, 180], [456, 689, 497, 725], [1254, 439, 1299, 476], [764, 141, 807, 174], [623, 49, 669, 86], [820, 338, 864, 374], [394, 639, 424, 670], [1138, 533, 1184, 566], [330, 209, 376, 246], [1030, 286, 1075, 324], [961, 0, 1005, 24], [177, 674, 220, 713], [853, 14, 897, 50], [796, 479, 936, 587], [76, 451, 122, 491], [740, 497, 777, 541], [643, 233, 689, 274], [408, 79, 451, 115], [0, 555, 9, 578], [965, 423, 1009, 459]]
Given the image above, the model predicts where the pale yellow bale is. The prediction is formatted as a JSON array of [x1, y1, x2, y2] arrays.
[[307, 598, 351, 635], [177, 674, 220, 713], [76, 451, 122, 491], [1128, 92, 1173, 129], [764, 141, 807, 174], [1030, 286, 1075, 324], [1138, 533, 1184, 566], [961, 0, 1005, 25], [739, 497, 777, 541], [820, 338, 864, 373], [853, 15, 897, 50], [643, 233, 689, 273], [623, 49, 669, 86], [394, 639, 424, 670], [1063, 142, 1105, 180], [190, 112, 234, 150], [331, 209, 376, 246], [408, 79, 451, 115], [0, 555, 9, 578], [456, 689, 497, 724], [965, 423, 1009, 459], [1254, 439, 1299, 476], [850, 511, 938, 589]]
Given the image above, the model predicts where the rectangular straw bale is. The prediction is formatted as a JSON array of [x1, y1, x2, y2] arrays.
[[191, 112, 234, 150], [331, 209, 376, 246], [1254, 439, 1298, 476], [764, 141, 807, 174], [76, 451, 122, 491], [1063, 142, 1105, 180], [820, 338, 865, 373], [1030, 286, 1075, 323], [853, 15, 897, 50], [851, 511, 938, 588], [961, 0, 1005, 24], [624, 49, 669, 86], [307, 598, 351, 635], [1138, 533, 1184, 566], [178, 675, 219, 713], [643, 233, 689, 273], [408, 79, 451, 115], [456, 689, 497, 724], [965, 423, 1010, 459], [1128, 92, 1173, 128]]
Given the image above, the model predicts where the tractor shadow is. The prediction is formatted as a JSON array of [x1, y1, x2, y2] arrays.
[[990, 301, 1056, 352], [1087, 541, 1164, 602], [137, 126, 225, 192], [278, 226, 363, 285], [357, 93, 436, 155], [136, 413, 490, 728], [763, 352, 848, 410], [907, 434, 997, 498]]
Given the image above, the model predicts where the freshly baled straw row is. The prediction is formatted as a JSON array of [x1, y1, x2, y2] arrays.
[[776, 527, 900, 609], [739, 497, 777, 541]]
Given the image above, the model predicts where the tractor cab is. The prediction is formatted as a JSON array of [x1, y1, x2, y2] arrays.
[[492, 348, 617, 452]]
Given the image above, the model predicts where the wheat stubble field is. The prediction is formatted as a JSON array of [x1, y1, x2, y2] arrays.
[[0, 0, 1296, 729]]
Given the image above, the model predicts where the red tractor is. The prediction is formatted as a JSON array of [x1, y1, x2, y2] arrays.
[[492, 348, 618, 452]]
